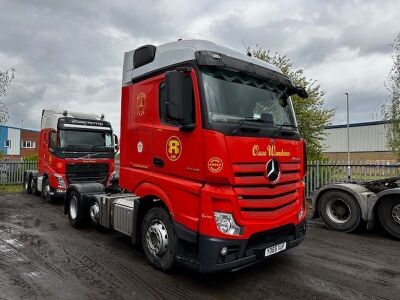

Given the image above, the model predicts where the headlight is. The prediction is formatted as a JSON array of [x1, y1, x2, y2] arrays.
[[54, 173, 66, 189], [214, 212, 243, 235]]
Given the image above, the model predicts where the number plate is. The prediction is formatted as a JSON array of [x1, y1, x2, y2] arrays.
[[265, 242, 287, 257]]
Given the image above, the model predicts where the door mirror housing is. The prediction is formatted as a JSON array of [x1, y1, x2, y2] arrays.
[[295, 86, 308, 99], [113, 134, 119, 153], [165, 70, 195, 131], [165, 70, 186, 121]]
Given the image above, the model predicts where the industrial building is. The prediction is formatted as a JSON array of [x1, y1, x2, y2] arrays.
[[323, 120, 395, 161], [0, 125, 40, 159]]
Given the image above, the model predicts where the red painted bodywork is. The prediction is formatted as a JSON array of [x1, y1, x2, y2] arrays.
[[119, 70, 306, 240], [38, 127, 115, 191]]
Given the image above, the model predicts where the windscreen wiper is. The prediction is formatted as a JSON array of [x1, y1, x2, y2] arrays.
[[273, 122, 298, 139], [231, 117, 266, 134]]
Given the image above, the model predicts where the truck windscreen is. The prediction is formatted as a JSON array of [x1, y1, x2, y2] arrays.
[[59, 130, 113, 150], [201, 67, 297, 134]]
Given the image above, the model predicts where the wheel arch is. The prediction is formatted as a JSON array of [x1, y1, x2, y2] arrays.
[[64, 183, 105, 214], [312, 184, 369, 221]]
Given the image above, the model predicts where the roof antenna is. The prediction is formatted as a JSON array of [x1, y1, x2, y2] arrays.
[[242, 40, 252, 57]]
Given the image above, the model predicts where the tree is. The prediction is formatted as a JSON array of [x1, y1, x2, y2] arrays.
[[252, 46, 335, 160], [382, 33, 400, 160], [0, 67, 15, 124]]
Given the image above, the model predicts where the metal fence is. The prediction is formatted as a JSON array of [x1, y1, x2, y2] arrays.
[[306, 161, 400, 198], [2, 160, 400, 198], [0, 160, 37, 185]]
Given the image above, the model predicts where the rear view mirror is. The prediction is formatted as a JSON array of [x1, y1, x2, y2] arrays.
[[165, 70, 195, 131], [113, 134, 119, 153], [165, 71, 186, 121], [295, 87, 308, 99]]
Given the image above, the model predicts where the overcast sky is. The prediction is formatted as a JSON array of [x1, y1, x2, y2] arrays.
[[1, 0, 399, 134]]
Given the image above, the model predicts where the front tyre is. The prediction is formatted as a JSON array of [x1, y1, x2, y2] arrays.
[[378, 197, 400, 239], [41, 177, 55, 203], [142, 207, 176, 271], [67, 190, 87, 228], [318, 190, 361, 232]]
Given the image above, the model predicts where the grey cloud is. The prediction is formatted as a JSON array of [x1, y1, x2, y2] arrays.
[[0, 0, 399, 132]]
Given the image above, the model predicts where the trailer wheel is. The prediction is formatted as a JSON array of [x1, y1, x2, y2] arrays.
[[318, 190, 361, 232], [67, 190, 87, 228], [142, 207, 176, 271], [42, 177, 55, 203], [378, 197, 400, 239], [23, 173, 32, 194]]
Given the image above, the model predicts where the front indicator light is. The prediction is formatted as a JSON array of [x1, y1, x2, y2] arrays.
[[214, 212, 243, 236]]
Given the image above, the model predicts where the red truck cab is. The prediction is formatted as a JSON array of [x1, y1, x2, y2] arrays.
[[24, 110, 116, 202], [118, 40, 308, 271]]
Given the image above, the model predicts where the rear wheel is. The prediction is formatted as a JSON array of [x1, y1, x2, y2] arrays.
[[318, 190, 361, 232], [42, 177, 55, 203], [67, 190, 87, 228], [378, 197, 400, 239], [31, 177, 39, 196], [142, 207, 176, 271], [23, 173, 32, 194]]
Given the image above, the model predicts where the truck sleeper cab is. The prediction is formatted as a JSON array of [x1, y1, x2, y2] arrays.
[[65, 40, 308, 273], [24, 110, 116, 203]]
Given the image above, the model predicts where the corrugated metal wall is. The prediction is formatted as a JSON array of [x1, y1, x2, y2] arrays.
[[6, 128, 21, 155], [323, 123, 389, 152]]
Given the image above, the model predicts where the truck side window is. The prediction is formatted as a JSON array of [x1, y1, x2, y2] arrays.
[[159, 79, 195, 126], [49, 131, 57, 152]]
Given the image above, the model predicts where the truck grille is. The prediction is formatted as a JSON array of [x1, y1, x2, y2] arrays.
[[66, 163, 109, 184], [233, 162, 302, 219]]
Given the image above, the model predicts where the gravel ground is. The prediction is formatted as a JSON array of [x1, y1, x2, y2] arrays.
[[0, 192, 399, 300]]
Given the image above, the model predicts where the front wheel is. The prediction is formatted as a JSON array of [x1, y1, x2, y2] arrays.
[[378, 198, 400, 239], [318, 190, 361, 232], [67, 190, 87, 228], [41, 177, 55, 203], [142, 207, 176, 271]]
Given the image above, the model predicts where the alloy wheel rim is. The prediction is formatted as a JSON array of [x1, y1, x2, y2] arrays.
[[326, 198, 351, 224], [392, 204, 400, 225], [146, 220, 169, 257], [70, 196, 78, 220]]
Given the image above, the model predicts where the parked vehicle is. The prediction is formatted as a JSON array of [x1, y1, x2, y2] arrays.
[[311, 177, 400, 239], [23, 110, 117, 202], [63, 39, 309, 272]]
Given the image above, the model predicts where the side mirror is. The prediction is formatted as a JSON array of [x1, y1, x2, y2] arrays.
[[295, 87, 308, 99], [165, 71, 187, 121], [113, 134, 119, 153]]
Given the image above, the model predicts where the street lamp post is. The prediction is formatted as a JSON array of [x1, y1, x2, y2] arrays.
[[345, 93, 351, 181]]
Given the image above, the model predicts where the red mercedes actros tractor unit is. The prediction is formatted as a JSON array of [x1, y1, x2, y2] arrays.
[[23, 110, 116, 202], [63, 40, 309, 273]]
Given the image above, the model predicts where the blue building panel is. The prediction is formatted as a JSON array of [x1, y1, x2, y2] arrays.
[[0, 126, 8, 155]]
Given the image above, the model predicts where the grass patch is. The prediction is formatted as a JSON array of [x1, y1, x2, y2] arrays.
[[0, 184, 23, 193]]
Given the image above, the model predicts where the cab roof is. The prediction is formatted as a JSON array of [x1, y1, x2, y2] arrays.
[[122, 39, 284, 86]]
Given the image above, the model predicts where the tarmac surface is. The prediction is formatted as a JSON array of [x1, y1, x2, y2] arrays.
[[0, 192, 399, 299]]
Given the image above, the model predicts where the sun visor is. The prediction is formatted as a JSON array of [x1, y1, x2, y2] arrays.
[[195, 50, 294, 87]]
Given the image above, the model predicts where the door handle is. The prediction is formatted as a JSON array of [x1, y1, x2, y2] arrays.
[[153, 157, 164, 168]]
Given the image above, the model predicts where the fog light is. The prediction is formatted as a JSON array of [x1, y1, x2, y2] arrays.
[[298, 207, 305, 220], [214, 212, 243, 235], [220, 247, 228, 256]]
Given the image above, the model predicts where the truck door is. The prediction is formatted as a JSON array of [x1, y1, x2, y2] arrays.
[[120, 77, 155, 185], [152, 70, 203, 182]]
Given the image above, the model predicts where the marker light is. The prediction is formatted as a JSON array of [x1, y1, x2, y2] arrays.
[[214, 212, 243, 235]]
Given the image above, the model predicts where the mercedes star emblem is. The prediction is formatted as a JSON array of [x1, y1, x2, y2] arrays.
[[266, 159, 280, 182]]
